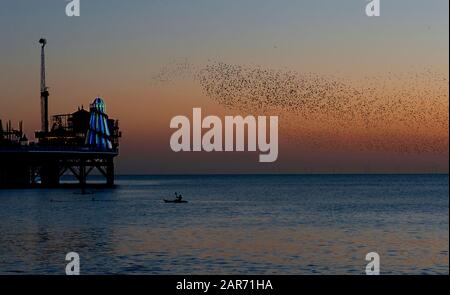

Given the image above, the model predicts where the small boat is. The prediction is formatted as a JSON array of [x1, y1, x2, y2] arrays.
[[164, 199, 188, 203]]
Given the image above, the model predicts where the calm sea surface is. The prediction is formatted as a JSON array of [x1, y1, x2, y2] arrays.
[[0, 174, 448, 274]]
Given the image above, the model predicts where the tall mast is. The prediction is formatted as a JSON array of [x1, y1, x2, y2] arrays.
[[39, 38, 49, 132]]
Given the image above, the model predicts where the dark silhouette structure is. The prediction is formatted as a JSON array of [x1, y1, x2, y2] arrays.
[[0, 39, 121, 188]]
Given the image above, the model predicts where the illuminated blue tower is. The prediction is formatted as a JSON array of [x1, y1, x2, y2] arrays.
[[86, 97, 113, 150]]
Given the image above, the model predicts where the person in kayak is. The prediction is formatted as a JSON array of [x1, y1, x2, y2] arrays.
[[174, 192, 182, 202]]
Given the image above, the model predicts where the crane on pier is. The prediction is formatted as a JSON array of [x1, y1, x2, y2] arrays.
[[39, 38, 49, 133]]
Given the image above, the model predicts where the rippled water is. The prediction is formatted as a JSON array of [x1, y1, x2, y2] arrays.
[[0, 174, 448, 274]]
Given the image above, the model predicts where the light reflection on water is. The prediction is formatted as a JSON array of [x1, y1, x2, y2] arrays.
[[0, 174, 448, 274]]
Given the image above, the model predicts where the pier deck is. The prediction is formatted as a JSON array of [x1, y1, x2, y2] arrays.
[[0, 146, 118, 188]]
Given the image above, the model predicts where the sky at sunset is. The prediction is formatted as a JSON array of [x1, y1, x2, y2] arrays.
[[0, 0, 448, 173]]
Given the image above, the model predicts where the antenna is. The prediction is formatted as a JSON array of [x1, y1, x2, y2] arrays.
[[39, 38, 49, 132]]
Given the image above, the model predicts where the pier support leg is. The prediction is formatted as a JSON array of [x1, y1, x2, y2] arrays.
[[79, 159, 86, 193], [41, 161, 60, 187], [106, 158, 114, 187]]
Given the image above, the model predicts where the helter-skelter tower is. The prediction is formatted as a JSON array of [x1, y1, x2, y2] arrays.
[[39, 38, 49, 132], [86, 97, 113, 150]]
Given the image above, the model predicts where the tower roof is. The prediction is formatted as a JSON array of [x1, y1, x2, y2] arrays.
[[90, 97, 107, 114]]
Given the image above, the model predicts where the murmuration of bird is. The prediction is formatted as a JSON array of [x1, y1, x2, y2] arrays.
[[153, 61, 449, 155]]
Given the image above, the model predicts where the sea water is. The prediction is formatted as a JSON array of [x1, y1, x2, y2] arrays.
[[0, 174, 448, 274]]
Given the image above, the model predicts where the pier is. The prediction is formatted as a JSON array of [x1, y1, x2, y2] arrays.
[[0, 146, 117, 188], [0, 39, 120, 188]]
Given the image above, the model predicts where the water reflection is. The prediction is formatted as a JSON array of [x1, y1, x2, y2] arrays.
[[0, 175, 448, 274]]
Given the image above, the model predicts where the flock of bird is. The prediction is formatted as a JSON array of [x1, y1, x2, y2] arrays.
[[153, 61, 449, 155]]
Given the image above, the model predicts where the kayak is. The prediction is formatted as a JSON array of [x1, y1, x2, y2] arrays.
[[164, 199, 188, 203]]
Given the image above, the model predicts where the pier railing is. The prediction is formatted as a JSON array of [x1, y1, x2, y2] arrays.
[[0, 146, 118, 155]]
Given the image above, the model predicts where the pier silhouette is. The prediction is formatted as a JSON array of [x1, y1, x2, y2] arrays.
[[0, 39, 121, 188]]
